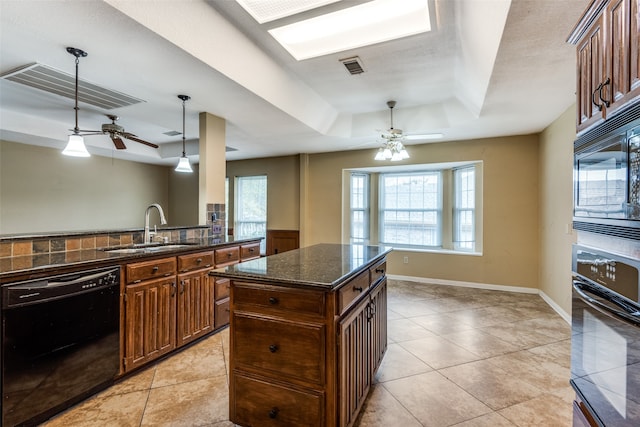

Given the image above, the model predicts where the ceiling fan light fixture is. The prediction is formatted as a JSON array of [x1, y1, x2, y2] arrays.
[[62, 134, 90, 157], [175, 94, 193, 173], [375, 100, 410, 161]]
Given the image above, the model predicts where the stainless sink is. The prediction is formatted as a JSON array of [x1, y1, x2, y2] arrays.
[[104, 244, 194, 254]]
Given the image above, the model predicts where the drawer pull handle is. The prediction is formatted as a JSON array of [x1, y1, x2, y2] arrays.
[[227, 253, 232, 258], [269, 344, 278, 353], [269, 297, 279, 305], [196, 258, 202, 263], [353, 286, 363, 292], [269, 407, 279, 419], [375, 268, 385, 274], [249, 248, 255, 252], [152, 266, 159, 272]]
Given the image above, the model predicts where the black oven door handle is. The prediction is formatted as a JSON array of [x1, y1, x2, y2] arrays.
[[573, 279, 640, 327]]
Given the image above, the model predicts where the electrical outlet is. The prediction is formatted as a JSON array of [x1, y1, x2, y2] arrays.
[[403, 256, 409, 264]]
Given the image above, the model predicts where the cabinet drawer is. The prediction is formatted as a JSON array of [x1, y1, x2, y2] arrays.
[[233, 313, 325, 384], [215, 297, 230, 329], [214, 277, 230, 300], [240, 242, 260, 260], [126, 257, 177, 284], [234, 283, 325, 317], [338, 270, 369, 315], [214, 246, 240, 267], [177, 251, 213, 273], [369, 260, 386, 285], [233, 374, 324, 427]]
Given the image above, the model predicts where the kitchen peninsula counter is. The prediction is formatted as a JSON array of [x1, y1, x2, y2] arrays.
[[0, 236, 259, 280], [212, 243, 391, 427]]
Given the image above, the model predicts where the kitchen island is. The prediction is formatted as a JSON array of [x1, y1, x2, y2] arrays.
[[211, 243, 391, 427]]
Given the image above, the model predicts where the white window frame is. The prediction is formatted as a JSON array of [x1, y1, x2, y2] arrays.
[[350, 173, 369, 244], [345, 162, 482, 254], [235, 175, 267, 253], [378, 171, 443, 249], [453, 166, 476, 251]]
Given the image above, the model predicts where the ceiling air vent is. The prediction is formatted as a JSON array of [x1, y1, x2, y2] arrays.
[[226, 146, 238, 152], [339, 56, 365, 75], [1, 63, 145, 110], [164, 130, 181, 136]]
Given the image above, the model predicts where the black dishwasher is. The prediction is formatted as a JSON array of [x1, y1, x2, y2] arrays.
[[1, 266, 120, 426]]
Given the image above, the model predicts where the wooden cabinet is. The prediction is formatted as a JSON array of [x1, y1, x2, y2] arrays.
[[569, 0, 640, 133], [240, 242, 261, 261], [339, 277, 387, 427], [214, 277, 231, 329], [176, 251, 215, 347], [124, 273, 177, 372], [227, 253, 387, 427]]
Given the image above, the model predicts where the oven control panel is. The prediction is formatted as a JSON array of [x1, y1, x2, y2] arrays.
[[573, 245, 640, 303]]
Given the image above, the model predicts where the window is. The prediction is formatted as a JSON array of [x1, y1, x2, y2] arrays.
[[379, 172, 442, 248], [235, 175, 267, 253], [347, 162, 480, 253], [350, 173, 369, 243], [453, 166, 475, 251]]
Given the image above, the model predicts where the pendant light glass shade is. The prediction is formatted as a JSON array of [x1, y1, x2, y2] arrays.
[[175, 94, 193, 173], [62, 134, 90, 157], [175, 155, 193, 173]]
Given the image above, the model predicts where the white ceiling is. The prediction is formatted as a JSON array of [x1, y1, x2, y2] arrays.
[[0, 0, 587, 165]]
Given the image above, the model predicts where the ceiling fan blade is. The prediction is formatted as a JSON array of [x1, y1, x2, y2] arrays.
[[111, 135, 127, 149], [121, 133, 159, 149]]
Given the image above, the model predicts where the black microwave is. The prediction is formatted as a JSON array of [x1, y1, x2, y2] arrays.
[[573, 105, 640, 240]]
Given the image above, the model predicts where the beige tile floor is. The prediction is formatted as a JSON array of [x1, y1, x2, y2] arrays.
[[43, 279, 573, 427]]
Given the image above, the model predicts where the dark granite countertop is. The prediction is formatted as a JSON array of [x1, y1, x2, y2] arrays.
[[210, 243, 392, 289], [0, 237, 260, 281]]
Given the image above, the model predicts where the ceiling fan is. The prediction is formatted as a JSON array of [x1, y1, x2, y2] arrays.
[[99, 114, 158, 150], [375, 100, 410, 161], [63, 47, 157, 155]]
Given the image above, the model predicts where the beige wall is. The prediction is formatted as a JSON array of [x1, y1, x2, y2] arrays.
[[539, 105, 577, 315], [0, 139, 196, 234], [226, 155, 300, 230], [168, 163, 199, 226], [224, 135, 541, 290], [305, 135, 540, 289]]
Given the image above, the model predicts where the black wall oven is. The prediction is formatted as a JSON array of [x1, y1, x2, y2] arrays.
[[573, 104, 640, 240], [1, 266, 120, 426], [571, 244, 640, 426]]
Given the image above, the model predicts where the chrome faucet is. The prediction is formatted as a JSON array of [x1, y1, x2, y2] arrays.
[[144, 203, 167, 244]]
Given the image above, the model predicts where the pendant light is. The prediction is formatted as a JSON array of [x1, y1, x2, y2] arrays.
[[175, 94, 193, 173], [374, 100, 409, 161], [62, 47, 91, 157]]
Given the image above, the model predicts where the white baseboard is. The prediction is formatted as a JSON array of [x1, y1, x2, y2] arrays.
[[387, 274, 571, 325]]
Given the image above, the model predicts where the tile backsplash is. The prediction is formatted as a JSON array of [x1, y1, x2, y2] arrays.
[[0, 226, 211, 258]]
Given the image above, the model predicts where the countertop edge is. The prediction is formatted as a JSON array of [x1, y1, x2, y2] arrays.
[[0, 237, 262, 281], [210, 245, 391, 290]]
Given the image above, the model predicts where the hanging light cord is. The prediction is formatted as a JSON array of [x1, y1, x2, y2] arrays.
[[73, 55, 80, 135], [181, 97, 186, 156]]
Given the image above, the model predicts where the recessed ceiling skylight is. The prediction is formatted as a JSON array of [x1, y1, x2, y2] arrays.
[[235, 0, 342, 24], [268, 0, 431, 60]]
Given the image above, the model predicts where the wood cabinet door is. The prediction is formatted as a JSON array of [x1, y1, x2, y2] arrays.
[[369, 279, 388, 375], [124, 277, 176, 372], [176, 268, 214, 347], [577, 13, 606, 132], [628, 0, 640, 98], [604, 0, 631, 109], [338, 297, 370, 427]]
